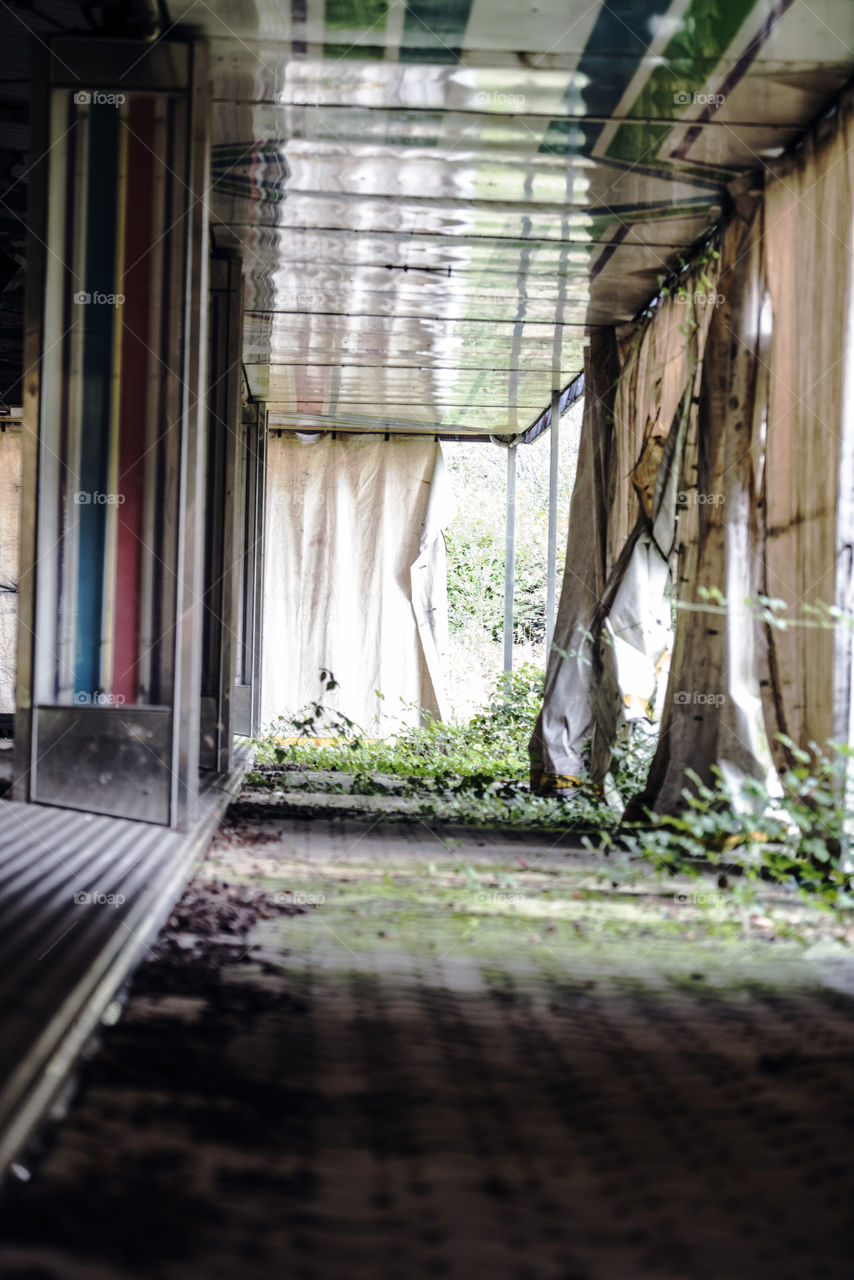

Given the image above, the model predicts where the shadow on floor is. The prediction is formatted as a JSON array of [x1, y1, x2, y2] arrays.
[[2, 801, 854, 1280]]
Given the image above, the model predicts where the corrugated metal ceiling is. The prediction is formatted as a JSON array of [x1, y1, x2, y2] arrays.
[[189, 0, 854, 433], [4, 0, 853, 433]]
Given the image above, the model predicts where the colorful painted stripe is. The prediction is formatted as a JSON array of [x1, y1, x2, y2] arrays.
[[112, 97, 157, 704], [400, 0, 473, 64], [607, 0, 759, 165], [74, 102, 119, 700]]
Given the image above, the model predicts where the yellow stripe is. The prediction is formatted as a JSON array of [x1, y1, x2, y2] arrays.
[[540, 773, 584, 791]]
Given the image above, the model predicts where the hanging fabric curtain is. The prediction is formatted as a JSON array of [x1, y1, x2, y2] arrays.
[[529, 328, 620, 789], [261, 433, 451, 736], [759, 84, 854, 767], [644, 89, 854, 811], [530, 257, 718, 791], [535, 81, 854, 814], [639, 198, 779, 812]]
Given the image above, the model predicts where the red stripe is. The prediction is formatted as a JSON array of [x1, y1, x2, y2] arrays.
[[113, 97, 156, 703]]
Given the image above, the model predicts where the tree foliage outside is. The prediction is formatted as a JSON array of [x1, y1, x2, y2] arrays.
[[442, 398, 583, 720]]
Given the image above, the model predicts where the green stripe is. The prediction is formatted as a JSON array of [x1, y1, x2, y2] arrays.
[[400, 0, 473, 64], [322, 43, 385, 60], [607, 0, 759, 164], [325, 0, 387, 30], [323, 0, 387, 58]]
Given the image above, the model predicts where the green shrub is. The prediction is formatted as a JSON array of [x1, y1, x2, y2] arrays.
[[445, 522, 550, 644], [589, 735, 854, 914], [254, 663, 545, 783], [251, 670, 852, 919]]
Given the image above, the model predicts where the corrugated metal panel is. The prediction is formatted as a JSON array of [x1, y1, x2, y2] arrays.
[[0, 3, 851, 432], [190, 0, 854, 432], [0, 749, 251, 1171]]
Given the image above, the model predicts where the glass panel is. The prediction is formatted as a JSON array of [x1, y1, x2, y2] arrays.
[[35, 89, 189, 709]]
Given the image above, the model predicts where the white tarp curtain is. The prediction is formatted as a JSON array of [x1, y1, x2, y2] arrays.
[[0, 430, 19, 715], [529, 327, 619, 789], [761, 88, 854, 763], [640, 200, 780, 812], [261, 433, 451, 736], [533, 82, 854, 812], [530, 260, 717, 790]]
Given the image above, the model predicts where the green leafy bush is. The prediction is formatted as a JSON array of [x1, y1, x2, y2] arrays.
[[251, 668, 852, 918], [445, 521, 552, 644], [254, 663, 546, 784], [590, 736, 854, 914]]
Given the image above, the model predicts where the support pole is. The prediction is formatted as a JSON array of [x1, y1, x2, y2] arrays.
[[546, 387, 560, 655], [503, 442, 517, 675]]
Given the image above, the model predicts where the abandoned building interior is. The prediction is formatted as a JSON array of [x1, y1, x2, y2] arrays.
[[1, 0, 854, 1276]]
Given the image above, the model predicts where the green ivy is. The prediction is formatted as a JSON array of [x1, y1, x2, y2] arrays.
[[250, 669, 852, 922], [589, 736, 854, 916], [253, 663, 547, 784]]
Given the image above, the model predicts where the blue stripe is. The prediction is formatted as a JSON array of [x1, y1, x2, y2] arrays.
[[75, 104, 119, 698], [540, 3, 675, 159]]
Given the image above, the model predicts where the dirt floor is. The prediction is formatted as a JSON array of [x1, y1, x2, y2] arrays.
[[2, 794, 854, 1279]]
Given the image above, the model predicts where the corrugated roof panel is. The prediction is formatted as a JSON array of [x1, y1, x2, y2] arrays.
[[194, 1, 854, 432]]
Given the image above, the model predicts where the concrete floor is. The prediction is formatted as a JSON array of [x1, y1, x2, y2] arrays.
[[2, 797, 854, 1280]]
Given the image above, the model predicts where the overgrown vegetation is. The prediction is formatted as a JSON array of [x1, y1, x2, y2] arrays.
[[446, 518, 560, 646], [249, 665, 602, 828], [589, 739, 854, 915], [251, 664, 853, 927], [253, 665, 543, 778], [442, 415, 582, 718]]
